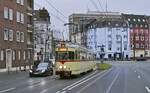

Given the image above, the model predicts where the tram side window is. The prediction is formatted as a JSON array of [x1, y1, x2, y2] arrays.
[[69, 51, 74, 60]]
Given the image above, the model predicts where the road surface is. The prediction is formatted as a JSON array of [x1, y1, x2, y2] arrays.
[[1, 61, 150, 93]]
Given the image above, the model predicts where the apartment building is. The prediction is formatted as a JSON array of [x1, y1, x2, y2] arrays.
[[0, 0, 34, 71], [122, 14, 150, 60], [87, 18, 130, 60], [69, 11, 121, 46], [33, 8, 52, 61]]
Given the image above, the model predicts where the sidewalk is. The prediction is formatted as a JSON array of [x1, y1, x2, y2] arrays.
[[0, 66, 30, 73]]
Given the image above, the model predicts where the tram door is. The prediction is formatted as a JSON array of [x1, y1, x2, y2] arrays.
[[6, 50, 12, 72]]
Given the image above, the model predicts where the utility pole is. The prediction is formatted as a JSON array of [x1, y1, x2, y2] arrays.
[[120, 35, 123, 61], [133, 31, 136, 61]]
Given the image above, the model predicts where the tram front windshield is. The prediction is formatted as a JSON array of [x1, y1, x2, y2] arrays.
[[56, 51, 75, 60]]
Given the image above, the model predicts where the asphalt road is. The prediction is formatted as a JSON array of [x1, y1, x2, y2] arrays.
[[1, 61, 150, 93]]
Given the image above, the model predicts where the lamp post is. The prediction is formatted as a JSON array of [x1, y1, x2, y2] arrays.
[[119, 35, 123, 60]]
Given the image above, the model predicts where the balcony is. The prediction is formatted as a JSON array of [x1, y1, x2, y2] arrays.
[[27, 24, 33, 33], [27, 12, 33, 16], [27, 41, 33, 49], [27, 6, 32, 11]]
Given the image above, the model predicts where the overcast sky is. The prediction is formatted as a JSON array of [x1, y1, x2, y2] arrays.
[[35, 0, 150, 33]]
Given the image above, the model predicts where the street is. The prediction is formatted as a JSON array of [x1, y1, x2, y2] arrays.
[[1, 61, 150, 93]]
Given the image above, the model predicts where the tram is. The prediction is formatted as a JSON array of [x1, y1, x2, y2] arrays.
[[55, 42, 97, 77]]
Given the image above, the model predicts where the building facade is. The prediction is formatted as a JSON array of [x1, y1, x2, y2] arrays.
[[69, 11, 121, 47], [0, 0, 34, 71], [122, 14, 150, 60], [33, 8, 52, 61], [87, 18, 130, 60]]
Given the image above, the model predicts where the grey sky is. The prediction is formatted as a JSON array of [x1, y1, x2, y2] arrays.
[[35, 0, 150, 30]]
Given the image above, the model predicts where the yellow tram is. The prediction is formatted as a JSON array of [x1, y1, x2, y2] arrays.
[[55, 42, 97, 77]]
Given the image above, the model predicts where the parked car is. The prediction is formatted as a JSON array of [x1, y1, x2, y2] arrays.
[[29, 62, 53, 77]]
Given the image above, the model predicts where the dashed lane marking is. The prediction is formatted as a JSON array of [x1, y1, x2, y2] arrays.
[[106, 70, 120, 93], [0, 87, 16, 93], [61, 91, 66, 93], [145, 86, 150, 93], [56, 91, 61, 93], [40, 89, 48, 93], [77, 69, 113, 93]]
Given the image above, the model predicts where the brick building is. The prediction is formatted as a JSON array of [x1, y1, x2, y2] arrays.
[[0, 0, 34, 71], [122, 14, 150, 60]]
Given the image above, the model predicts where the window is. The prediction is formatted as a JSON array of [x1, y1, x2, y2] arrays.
[[28, 51, 31, 59], [1, 50, 4, 61], [143, 19, 145, 22], [135, 24, 138, 27], [4, 28, 9, 40], [130, 29, 133, 33], [16, 31, 20, 42], [20, 0, 24, 5], [123, 24, 126, 27], [145, 25, 148, 28], [4, 7, 13, 20], [141, 36, 144, 41], [140, 44, 144, 48], [16, 12, 24, 24], [136, 36, 139, 41], [21, 13, 24, 23], [16, 0, 24, 5], [16, 11, 20, 22], [16, 0, 20, 3], [124, 35, 127, 39], [145, 37, 148, 41], [12, 50, 15, 61], [128, 18, 130, 21], [9, 9, 13, 20], [20, 32, 24, 42], [18, 51, 21, 60], [136, 44, 139, 48], [130, 24, 133, 28], [4, 7, 9, 19], [138, 19, 141, 22], [133, 18, 136, 21], [9, 29, 13, 41], [108, 35, 111, 38], [23, 51, 25, 60], [131, 36, 133, 41], [115, 24, 119, 26], [117, 48, 120, 51]]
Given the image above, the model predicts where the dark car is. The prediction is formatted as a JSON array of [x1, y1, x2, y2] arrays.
[[29, 62, 53, 77]]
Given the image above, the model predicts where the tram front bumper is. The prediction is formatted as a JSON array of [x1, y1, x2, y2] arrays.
[[56, 70, 71, 76]]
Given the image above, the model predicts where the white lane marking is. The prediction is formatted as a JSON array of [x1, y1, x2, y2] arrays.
[[68, 68, 115, 91], [56, 91, 61, 93], [68, 71, 106, 91], [77, 69, 113, 93], [40, 89, 48, 93], [135, 70, 136, 73], [138, 75, 141, 79], [106, 71, 120, 93], [62, 70, 98, 90], [0, 87, 16, 93], [145, 86, 150, 93], [61, 91, 66, 93]]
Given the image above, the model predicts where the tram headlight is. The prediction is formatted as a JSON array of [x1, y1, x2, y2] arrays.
[[59, 66, 63, 69], [63, 65, 67, 69]]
